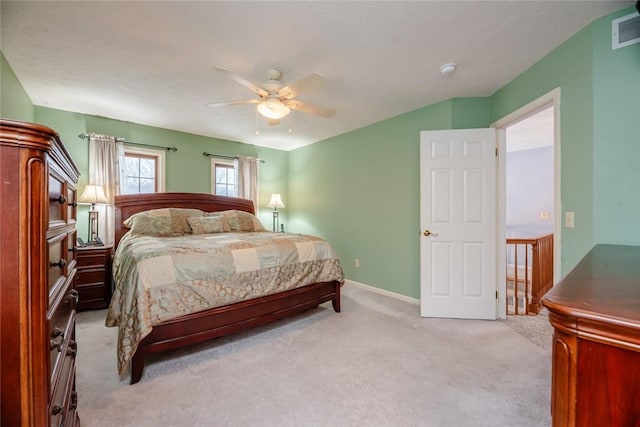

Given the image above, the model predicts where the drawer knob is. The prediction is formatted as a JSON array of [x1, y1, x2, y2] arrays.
[[56, 194, 67, 205], [69, 246, 77, 253], [50, 327, 64, 338], [50, 259, 67, 269], [67, 346, 77, 357], [52, 404, 64, 415], [65, 289, 79, 305], [50, 336, 64, 352], [68, 201, 78, 207], [69, 392, 78, 411]]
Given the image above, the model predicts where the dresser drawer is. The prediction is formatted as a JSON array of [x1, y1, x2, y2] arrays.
[[48, 234, 68, 296], [77, 253, 107, 269], [77, 283, 109, 309], [50, 354, 77, 427], [77, 268, 106, 286], [48, 286, 77, 384], [66, 186, 77, 224], [66, 231, 78, 268], [48, 171, 67, 229]]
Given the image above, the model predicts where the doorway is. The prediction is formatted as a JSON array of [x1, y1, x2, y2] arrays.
[[493, 88, 561, 318]]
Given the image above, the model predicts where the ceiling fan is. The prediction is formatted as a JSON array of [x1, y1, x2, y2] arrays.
[[208, 67, 335, 125]]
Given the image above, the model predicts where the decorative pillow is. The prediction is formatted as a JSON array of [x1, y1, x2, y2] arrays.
[[203, 212, 232, 232], [123, 208, 204, 236], [234, 210, 266, 232], [206, 210, 266, 232], [187, 216, 225, 235]]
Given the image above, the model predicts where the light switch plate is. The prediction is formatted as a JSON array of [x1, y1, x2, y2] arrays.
[[565, 211, 575, 228]]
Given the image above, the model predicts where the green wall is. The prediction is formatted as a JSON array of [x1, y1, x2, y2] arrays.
[[492, 6, 640, 272], [289, 98, 491, 299], [32, 108, 290, 240], [592, 8, 640, 245], [80, 114, 289, 227], [491, 22, 596, 275], [1, 51, 34, 122], [290, 6, 639, 298]]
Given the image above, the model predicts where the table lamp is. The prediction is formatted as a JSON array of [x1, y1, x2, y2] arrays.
[[78, 184, 109, 245], [266, 193, 285, 232]]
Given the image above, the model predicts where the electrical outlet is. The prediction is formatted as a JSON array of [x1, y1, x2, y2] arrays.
[[540, 211, 551, 220], [565, 211, 575, 228], [355, 259, 360, 268]]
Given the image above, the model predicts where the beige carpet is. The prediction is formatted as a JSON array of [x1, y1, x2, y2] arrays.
[[76, 285, 552, 427], [505, 307, 553, 356]]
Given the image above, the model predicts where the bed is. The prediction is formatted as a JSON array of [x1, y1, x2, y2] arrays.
[[106, 192, 344, 384]]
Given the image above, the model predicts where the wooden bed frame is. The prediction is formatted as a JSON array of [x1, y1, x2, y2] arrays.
[[113, 192, 341, 384]]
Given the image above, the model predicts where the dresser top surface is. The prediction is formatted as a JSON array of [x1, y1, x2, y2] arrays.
[[543, 244, 640, 327]]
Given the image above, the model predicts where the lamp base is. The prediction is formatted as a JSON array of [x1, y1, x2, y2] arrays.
[[85, 237, 104, 246], [87, 208, 103, 245]]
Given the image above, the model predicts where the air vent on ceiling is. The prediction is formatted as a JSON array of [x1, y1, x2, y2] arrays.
[[612, 11, 640, 50]]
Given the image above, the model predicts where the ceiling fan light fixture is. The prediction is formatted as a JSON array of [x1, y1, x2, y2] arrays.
[[257, 98, 291, 120]]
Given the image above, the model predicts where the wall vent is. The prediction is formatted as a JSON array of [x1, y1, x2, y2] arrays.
[[612, 11, 640, 50]]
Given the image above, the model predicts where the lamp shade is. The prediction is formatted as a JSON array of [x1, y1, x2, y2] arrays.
[[78, 184, 109, 205], [266, 193, 285, 208], [257, 98, 291, 120]]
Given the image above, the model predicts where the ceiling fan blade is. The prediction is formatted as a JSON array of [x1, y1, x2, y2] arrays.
[[279, 72, 325, 99], [206, 99, 260, 108], [214, 66, 268, 97], [284, 99, 335, 118]]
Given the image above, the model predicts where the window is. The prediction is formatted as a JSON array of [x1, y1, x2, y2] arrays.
[[121, 147, 166, 195], [211, 159, 237, 197]]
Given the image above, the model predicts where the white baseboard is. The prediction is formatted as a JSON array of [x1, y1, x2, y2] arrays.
[[345, 279, 420, 306]]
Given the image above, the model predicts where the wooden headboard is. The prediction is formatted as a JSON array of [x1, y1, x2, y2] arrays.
[[114, 192, 255, 248]]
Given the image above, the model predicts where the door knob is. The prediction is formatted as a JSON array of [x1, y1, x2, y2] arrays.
[[423, 229, 439, 237]]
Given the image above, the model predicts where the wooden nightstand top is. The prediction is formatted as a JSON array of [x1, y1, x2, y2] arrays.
[[77, 243, 113, 253]]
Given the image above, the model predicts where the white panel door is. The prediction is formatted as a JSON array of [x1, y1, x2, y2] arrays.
[[420, 129, 497, 319]]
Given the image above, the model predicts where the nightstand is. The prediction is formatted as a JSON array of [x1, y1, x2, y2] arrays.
[[76, 244, 113, 311]]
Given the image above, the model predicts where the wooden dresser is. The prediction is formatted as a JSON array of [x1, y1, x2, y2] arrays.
[[542, 245, 640, 427], [1, 119, 81, 427]]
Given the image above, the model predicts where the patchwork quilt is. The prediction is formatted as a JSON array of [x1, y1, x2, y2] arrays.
[[106, 231, 344, 374]]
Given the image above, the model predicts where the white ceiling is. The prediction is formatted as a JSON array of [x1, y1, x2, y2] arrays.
[[0, 1, 630, 151]]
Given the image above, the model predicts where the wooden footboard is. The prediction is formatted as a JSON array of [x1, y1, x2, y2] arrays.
[[130, 280, 341, 384]]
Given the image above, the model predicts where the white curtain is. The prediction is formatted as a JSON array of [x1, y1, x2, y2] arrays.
[[236, 156, 259, 211], [88, 134, 125, 245]]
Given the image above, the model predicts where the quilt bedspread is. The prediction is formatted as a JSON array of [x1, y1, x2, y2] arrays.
[[106, 231, 344, 373]]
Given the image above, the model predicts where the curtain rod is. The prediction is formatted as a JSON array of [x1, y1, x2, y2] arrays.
[[202, 152, 265, 163], [78, 133, 178, 152]]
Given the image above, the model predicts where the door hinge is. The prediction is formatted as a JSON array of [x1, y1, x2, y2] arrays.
[[496, 290, 499, 299], [495, 147, 498, 157]]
